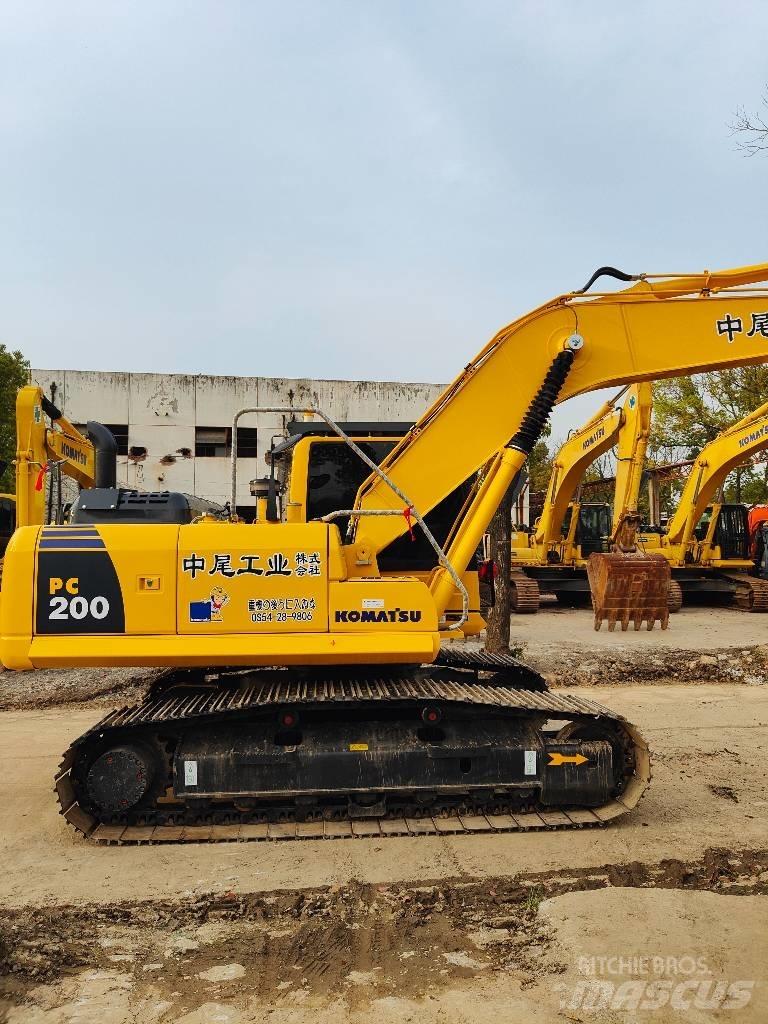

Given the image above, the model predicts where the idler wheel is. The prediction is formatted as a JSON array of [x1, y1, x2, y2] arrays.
[[85, 745, 153, 813]]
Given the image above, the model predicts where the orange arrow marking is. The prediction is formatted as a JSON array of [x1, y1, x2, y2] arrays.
[[547, 752, 588, 767]]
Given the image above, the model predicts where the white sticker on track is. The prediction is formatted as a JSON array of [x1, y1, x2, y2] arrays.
[[184, 760, 198, 786], [524, 750, 537, 776]]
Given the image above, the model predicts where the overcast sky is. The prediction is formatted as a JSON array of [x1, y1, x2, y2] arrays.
[[1, 1, 767, 442]]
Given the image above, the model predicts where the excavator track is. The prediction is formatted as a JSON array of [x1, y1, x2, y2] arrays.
[[54, 657, 650, 845], [510, 571, 541, 613], [729, 574, 768, 612], [667, 579, 683, 613]]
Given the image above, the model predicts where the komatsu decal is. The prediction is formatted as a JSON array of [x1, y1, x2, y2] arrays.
[[738, 423, 768, 449], [335, 609, 422, 623], [60, 440, 88, 466], [582, 425, 605, 450]]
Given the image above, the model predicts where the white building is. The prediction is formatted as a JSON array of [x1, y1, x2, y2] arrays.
[[31, 370, 445, 516]]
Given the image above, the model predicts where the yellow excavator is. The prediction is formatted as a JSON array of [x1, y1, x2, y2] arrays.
[[5, 262, 768, 843], [508, 382, 653, 611], [638, 399, 768, 610], [12, 385, 113, 526], [0, 386, 112, 588]]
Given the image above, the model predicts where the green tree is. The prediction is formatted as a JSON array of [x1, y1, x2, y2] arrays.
[[527, 437, 553, 493], [0, 345, 30, 492], [523, 427, 553, 526], [650, 368, 768, 507]]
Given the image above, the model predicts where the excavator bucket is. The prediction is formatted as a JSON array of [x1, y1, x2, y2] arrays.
[[587, 551, 671, 631]]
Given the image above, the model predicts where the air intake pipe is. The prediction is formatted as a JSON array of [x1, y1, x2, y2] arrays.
[[86, 421, 118, 488]]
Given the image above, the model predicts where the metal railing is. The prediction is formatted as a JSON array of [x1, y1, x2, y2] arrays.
[[230, 405, 468, 631]]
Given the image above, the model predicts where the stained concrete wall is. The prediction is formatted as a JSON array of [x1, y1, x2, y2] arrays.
[[31, 370, 445, 510]]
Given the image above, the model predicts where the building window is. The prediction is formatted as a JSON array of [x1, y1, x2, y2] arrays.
[[74, 423, 129, 456], [195, 427, 258, 458], [195, 427, 230, 458], [236, 427, 258, 458]]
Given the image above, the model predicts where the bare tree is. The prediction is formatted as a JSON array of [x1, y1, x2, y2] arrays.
[[731, 94, 768, 155]]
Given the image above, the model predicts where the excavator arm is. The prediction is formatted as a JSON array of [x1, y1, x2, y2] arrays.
[[664, 398, 768, 549], [348, 265, 768, 616], [611, 382, 653, 536]]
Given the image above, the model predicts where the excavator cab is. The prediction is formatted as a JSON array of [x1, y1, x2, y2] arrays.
[[557, 502, 611, 560], [572, 503, 612, 557], [712, 504, 750, 561]]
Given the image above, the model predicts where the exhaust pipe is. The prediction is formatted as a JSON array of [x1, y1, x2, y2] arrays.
[[86, 421, 117, 488]]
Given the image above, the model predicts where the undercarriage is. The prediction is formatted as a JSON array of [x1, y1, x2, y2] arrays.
[[55, 650, 650, 844]]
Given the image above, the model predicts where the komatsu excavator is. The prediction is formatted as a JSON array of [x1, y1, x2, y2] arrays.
[[5, 263, 768, 843], [637, 399, 768, 610], [10, 385, 121, 526], [508, 382, 653, 611], [0, 387, 116, 589]]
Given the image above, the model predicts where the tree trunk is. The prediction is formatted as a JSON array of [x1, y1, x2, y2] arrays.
[[484, 483, 514, 653]]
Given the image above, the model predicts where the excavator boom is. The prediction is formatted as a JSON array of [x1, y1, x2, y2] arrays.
[[351, 267, 768, 622]]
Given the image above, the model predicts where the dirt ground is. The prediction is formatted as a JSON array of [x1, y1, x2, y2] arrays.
[[0, 606, 767, 1022]]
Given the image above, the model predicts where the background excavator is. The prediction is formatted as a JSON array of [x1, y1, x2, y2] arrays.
[[12, 384, 116, 526], [508, 382, 653, 612], [5, 263, 768, 843], [637, 399, 768, 610], [1, 387, 227, 587], [0, 387, 108, 588], [749, 505, 768, 578]]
